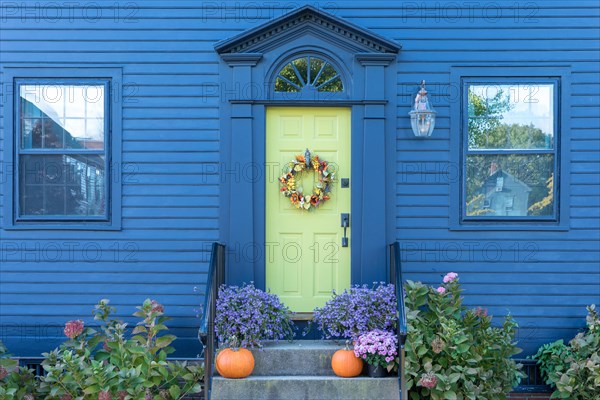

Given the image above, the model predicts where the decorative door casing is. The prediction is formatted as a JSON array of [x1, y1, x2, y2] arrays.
[[216, 6, 400, 288]]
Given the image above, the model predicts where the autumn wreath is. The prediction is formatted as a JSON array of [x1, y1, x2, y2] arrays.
[[279, 149, 335, 210]]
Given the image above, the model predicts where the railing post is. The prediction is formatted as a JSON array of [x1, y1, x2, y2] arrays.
[[200, 243, 225, 400], [390, 242, 408, 400]]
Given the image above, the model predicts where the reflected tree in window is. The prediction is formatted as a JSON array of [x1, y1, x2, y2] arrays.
[[275, 56, 343, 93]]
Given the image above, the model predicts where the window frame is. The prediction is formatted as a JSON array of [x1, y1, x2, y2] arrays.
[[449, 66, 571, 231], [1, 66, 122, 230]]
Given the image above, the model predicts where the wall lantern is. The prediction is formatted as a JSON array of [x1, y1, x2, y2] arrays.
[[409, 80, 437, 137]]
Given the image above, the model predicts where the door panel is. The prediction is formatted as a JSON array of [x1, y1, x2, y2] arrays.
[[266, 107, 351, 312]]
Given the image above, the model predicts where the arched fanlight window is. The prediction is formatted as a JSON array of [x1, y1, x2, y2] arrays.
[[275, 56, 344, 93]]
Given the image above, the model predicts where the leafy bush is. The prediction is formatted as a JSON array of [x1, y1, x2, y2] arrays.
[[405, 273, 524, 400], [215, 283, 295, 348], [530, 339, 572, 387], [532, 304, 600, 400], [311, 283, 396, 339], [38, 299, 203, 399], [0, 341, 38, 400]]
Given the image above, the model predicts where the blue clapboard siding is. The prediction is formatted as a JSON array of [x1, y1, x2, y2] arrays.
[[1, 1, 599, 357]]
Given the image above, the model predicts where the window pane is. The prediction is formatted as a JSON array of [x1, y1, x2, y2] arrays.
[[275, 77, 300, 92], [19, 154, 106, 217], [468, 84, 554, 150], [291, 57, 308, 85], [277, 63, 302, 88], [309, 57, 325, 85], [466, 154, 554, 217], [314, 63, 338, 88], [20, 84, 105, 150], [318, 76, 343, 92]]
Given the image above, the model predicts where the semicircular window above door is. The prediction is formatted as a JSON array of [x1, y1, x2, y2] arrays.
[[275, 56, 344, 93]]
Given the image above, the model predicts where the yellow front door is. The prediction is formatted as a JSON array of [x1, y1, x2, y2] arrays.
[[266, 107, 351, 312]]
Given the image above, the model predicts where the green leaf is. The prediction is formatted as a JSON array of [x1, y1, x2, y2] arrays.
[[83, 385, 101, 394], [443, 390, 457, 400], [169, 385, 181, 399], [448, 372, 462, 383], [155, 335, 176, 349]]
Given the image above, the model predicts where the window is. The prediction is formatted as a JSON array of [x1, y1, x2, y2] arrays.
[[463, 80, 558, 221], [2, 67, 122, 230], [18, 82, 108, 219], [275, 56, 343, 93]]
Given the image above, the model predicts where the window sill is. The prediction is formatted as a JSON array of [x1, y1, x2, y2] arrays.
[[2, 221, 121, 231], [449, 222, 568, 232]]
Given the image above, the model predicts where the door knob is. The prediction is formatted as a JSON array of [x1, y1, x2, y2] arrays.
[[340, 213, 350, 247]]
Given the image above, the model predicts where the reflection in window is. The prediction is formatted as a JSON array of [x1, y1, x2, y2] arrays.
[[468, 84, 554, 150], [464, 83, 557, 219], [18, 83, 107, 218], [275, 56, 343, 93]]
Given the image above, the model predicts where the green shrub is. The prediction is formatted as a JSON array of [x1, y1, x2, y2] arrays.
[[0, 341, 38, 400], [38, 299, 203, 399], [532, 304, 600, 400], [404, 273, 524, 400]]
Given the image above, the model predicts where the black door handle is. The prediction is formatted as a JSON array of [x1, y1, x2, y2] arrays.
[[340, 213, 349, 247]]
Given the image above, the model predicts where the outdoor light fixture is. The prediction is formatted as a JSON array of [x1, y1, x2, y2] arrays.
[[409, 80, 436, 137]]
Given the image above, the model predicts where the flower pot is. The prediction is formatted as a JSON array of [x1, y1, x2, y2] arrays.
[[216, 348, 255, 379], [367, 364, 386, 378], [331, 349, 363, 378]]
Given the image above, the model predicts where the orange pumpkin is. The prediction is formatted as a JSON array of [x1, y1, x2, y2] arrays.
[[331, 346, 363, 378], [216, 348, 255, 379]]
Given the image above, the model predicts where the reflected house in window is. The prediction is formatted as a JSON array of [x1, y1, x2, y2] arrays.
[[20, 97, 106, 217], [469, 163, 532, 217]]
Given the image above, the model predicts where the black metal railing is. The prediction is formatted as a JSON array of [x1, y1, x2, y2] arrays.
[[198, 242, 225, 400], [390, 242, 408, 400]]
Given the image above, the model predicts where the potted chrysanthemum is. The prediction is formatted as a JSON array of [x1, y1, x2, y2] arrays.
[[354, 329, 398, 377]]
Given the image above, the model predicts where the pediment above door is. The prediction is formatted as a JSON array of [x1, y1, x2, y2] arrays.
[[214, 5, 401, 55]]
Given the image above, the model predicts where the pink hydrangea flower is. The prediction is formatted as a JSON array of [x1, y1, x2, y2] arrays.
[[0, 366, 8, 380], [436, 286, 446, 294], [64, 320, 84, 339], [443, 272, 459, 283], [475, 307, 488, 318], [419, 372, 438, 389], [98, 391, 111, 400]]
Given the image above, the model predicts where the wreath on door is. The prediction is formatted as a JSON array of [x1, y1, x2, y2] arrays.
[[279, 149, 335, 210]]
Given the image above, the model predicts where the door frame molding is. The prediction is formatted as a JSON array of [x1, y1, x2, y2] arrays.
[[216, 6, 400, 289]]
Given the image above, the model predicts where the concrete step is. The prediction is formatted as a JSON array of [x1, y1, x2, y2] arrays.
[[249, 340, 344, 376], [211, 376, 400, 400]]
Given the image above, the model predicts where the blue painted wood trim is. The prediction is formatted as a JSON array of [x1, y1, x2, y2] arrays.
[[252, 104, 267, 291], [449, 65, 571, 231], [1, 66, 123, 231], [214, 5, 401, 54]]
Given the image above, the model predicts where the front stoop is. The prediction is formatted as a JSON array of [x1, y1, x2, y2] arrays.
[[210, 341, 400, 400]]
